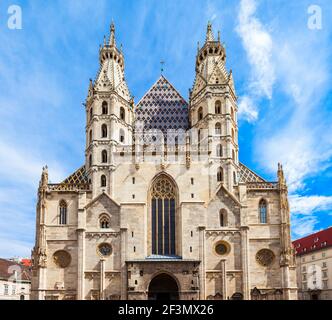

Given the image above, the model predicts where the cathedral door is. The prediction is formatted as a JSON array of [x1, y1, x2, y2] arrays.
[[148, 274, 179, 300]]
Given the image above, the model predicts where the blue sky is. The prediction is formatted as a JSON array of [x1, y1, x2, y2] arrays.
[[0, 0, 331, 258]]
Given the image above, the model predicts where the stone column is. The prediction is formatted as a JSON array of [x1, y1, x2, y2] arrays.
[[77, 193, 87, 300], [77, 229, 86, 300], [120, 227, 128, 300], [198, 226, 206, 300], [282, 266, 290, 300], [221, 259, 227, 300], [240, 226, 250, 300], [100, 258, 106, 300]]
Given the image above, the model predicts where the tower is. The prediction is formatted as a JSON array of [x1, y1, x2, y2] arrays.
[[189, 22, 239, 193], [85, 22, 134, 197]]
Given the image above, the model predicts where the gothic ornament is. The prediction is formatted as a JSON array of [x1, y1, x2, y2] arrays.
[[256, 249, 275, 267], [53, 250, 71, 268], [98, 243, 113, 257]]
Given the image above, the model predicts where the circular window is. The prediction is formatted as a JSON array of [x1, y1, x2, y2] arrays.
[[215, 241, 230, 256], [256, 249, 275, 267], [98, 243, 112, 257], [53, 250, 71, 268]]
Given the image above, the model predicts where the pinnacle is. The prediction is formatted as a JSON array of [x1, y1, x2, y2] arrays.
[[206, 22, 215, 42]]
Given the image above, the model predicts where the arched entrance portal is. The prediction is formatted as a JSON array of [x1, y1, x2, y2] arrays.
[[148, 274, 179, 300]]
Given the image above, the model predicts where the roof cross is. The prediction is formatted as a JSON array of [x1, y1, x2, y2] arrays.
[[160, 60, 165, 75]]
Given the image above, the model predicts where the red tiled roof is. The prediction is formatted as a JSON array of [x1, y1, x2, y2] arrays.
[[0, 258, 31, 282], [292, 226, 332, 256]]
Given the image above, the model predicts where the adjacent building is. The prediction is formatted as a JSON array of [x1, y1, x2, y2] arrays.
[[0, 258, 31, 300], [293, 227, 332, 300], [31, 23, 297, 300]]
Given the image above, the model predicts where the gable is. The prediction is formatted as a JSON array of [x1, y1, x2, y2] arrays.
[[85, 193, 120, 229], [135, 76, 189, 136]]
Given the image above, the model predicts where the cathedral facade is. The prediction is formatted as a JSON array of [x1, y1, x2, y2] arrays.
[[31, 23, 297, 300]]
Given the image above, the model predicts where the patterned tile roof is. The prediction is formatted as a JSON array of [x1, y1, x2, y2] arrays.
[[239, 163, 266, 183], [135, 76, 189, 136], [61, 166, 88, 185]]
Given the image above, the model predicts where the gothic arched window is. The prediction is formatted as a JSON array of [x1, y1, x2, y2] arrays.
[[101, 175, 107, 187], [101, 124, 107, 138], [90, 107, 93, 121], [232, 128, 235, 141], [89, 154, 92, 167], [220, 209, 227, 227], [232, 149, 236, 161], [100, 214, 110, 229], [231, 107, 235, 120], [259, 200, 268, 224], [120, 107, 125, 121], [102, 101, 108, 115], [215, 123, 221, 135], [89, 130, 92, 144], [59, 200, 67, 225], [233, 171, 237, 185], [217, 167, 224, 183], [215, 101, 221, 114], [119, 129, 125, 143], [102, 150, 107, 163], [198, 107, 203, 121], [151, 176, 177, 256], [216, 144, 222, 157]]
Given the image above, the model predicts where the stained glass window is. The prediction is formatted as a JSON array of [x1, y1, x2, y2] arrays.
[[259, 200, 267, 224], [151, 176, 176, 256], [59, 200, 67, 225]]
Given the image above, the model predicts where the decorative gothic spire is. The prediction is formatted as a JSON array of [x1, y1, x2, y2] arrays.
[[278, 163, 287, 188], [109, 21, 116, 47], [206, 22, 215, 42]]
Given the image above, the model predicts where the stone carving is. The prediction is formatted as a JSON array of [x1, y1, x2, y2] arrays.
[[53, 250, 71, 268], [256, 249, 275, 267], [98, 243, 112, 257]]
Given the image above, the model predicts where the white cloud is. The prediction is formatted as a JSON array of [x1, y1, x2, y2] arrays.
[[236, 0, 275, 105], [290, 195, 332, 215], [290, 195, 332, 239], [238, 95, 258, 122], [235, 0, 332, 194], [291, 215, 319, 239]]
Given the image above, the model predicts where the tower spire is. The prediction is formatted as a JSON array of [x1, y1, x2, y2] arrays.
[[206, 21, 215, 42], [109, 21, 116, 47]]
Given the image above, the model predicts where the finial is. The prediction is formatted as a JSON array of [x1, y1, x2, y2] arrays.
[[104, 35, 106, 47], [160, 60, 165, 75], [206, 21, 215, 42], [218, 30, 221, 42], [197, 41, 200, 53], [109, 20, 116, 47]]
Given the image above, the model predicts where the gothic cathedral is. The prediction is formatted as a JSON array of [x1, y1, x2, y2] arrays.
[[31, 23, 297, 300]]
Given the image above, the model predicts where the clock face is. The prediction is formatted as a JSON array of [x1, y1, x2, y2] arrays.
[[98, 243, 112, 257]]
